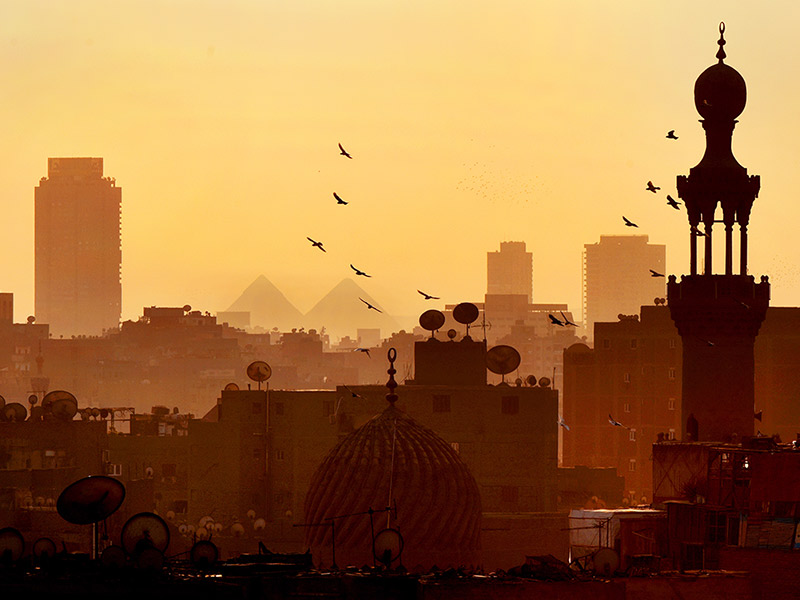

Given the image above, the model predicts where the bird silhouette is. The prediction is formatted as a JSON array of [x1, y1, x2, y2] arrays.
[[338, 143, 352, 159], [418, 290, 440, 300], [608, 414, 630, 429], [307, 237, 326, 252], [666, 130, 679, 140], [650, 269, 665, 277], [354, 348, 371, 358], [560, 311, 577, 326], [646, 181, 660, 193], [334, 192, 348, 205], [359, 298, 382, 313], [623, 216, 638, 228], [739, 300, 751, 310], [558, 416, 570, 431], [691, 226, 707, 237], [343, 384, 365, 399], [350, 264, 371, 277], [549, 314, 564, 326], [666, 195, 681, 210]]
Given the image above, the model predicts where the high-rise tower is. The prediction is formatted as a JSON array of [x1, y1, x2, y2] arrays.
[[668, 25, 769, 442], [487, 241, 533, 302], [35, 158, 121, 337]]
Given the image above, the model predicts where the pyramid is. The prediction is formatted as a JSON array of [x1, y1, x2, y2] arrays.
[[225, 275, 304, 330], [304, 278, 398, 339]]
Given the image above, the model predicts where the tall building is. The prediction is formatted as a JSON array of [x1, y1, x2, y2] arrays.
[[35, 158, 121, 337], [583, 235, 665, 336], [487, 241, 532, 302]]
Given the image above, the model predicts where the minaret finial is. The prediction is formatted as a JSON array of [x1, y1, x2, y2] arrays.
[[716, 22, 726, 63], [385, 347, 398, 405]]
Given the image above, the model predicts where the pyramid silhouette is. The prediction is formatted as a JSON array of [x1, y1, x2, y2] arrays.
[[226, 275, 304, 330], [305, 278, 398, 339]]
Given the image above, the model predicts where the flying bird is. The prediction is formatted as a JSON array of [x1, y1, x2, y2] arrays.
[[646, 181, 660, 193], [560, 311, 577, 327], [338, 143, 352, 159], [343, 384, 365, 399], [691, 226, 707, 237], [548, 314, 565, 327], [418, 290, 440, 300], [351, 264, 371, 277], [307, 237, 326, 252], [354, 348, 371, 358], [334, 192, 348, 205], [623, 216, 638, 228], [666, 130, 679, 140], [359, 298, 382, 313], [650, 269, 665, 277], [608, 414, 630, 429], [666, 195, 681, 209], [558, 416, 570, 431]]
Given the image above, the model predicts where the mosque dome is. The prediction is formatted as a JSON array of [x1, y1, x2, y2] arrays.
[[694, 23, 746, 121], [303, 352, 482, 570]]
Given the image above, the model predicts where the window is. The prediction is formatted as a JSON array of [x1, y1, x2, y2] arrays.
[[669, 338, 677, 349], [630, 339, 638, 349], [275, 402, 285, 415], [501, 396, 519, 415], [707, 512, 727, 543], [106, 463, 123, 476], [275, 450, 285, 461], [629, 429, 636, 442], [668, 429, 676, 440], [668, 368, 676, 380], [629, 459, 637, 472], [602, 339, 610, 349], [623, 373, 631, 383], [624, 403, 631, 413], [433, 395, 451, 413], [668, 398, 676, 411]]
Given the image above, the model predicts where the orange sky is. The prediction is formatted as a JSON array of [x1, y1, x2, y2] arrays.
[[2, 2, 799, 331]]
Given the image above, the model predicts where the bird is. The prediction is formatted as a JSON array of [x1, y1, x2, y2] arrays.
[[354, 348, 371, 358], [650, 269, 665, 277], [338, 143, 352, 159], [558, 416, 570, 431], [608, 414, 630, 429], [666, 195, 681, 209], [623, 216, 638, 228], [350, 264, 371, 277], [359, 298, 382, 313], [307, 237, 326, 252], [666, 130, 679, 140], [548, 314, 564, 326], [334, 192, 348, 205], [739, 300, 751, 310], [691, 226, 707, 237], [646, 181, 660, 193], [418, 290, 440, 300], [343, 384, 365, 399], [560, 311, 577, 326]]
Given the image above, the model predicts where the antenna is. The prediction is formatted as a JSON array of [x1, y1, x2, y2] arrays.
[[418, 310, 445, 339], [485, 345, 522, 384], [246, 360, 272, 391], [452, 302, 480, 337]]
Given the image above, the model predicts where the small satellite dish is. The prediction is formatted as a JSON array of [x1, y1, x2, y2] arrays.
[[166, 510, 175, 521], [224, 382, 240, 391], [486, 345, 521, 379], [514, 377, 523, 387], [246, 361, 272, 383], [453, 302, 479, 325], [199, 516, 213, 529], [592, 548, 620, 575], [419, 310, 446, 337], [246, 509, 256, 521], [57, 476, 126, 525], [538, 377, 551, 388], [145, 466, 154, 478], [0, 527, 25, 563], [121, 512, 170, 556], [100, 545, 127, 568], [27, 394, 38, 406], [196, 527, 209, 540], [253, 518, 266, 531], [182, 305, 192, 312], [190, 540, 219, 569], [373, 528, 404, 567], [3, 403, 27, 422], [231, 523, 245, 537], [27, 316, 35, 324], [526, 375, 537, 387], [32, 537, 57, 559], [447, 328, 457, 340]]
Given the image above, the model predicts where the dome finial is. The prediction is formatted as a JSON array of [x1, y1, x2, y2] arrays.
[[716, 22, 727, 63], [385, 347, 398, 405]]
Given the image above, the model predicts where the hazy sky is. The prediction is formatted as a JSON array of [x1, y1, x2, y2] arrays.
[[2, 1, 800, 328]]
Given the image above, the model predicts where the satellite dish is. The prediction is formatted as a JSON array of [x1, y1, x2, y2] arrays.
[[0, 527, 25, 563], [447, 329, 457, 340], [190, 540, 219, 569], [253, 518, 266, 531], [166, 510, 175, 521], [121, 512, 170, 556], [196, 527, 209, 540], [526, 375, 537, 387], [452, 302, 479, 325], [246, 509, 256, 521], [136, 547, 165, 570], [246, 361, 272, 384], [538, 377, 551, 388], [198, 516, 213, 529], [42, 391, 77, 420], [514, 377, 523, 387], [224, 382, 240, 391], [183, 305, 192, 312], [27, 394, 38, 406], [57, 476, 126, 524], [592, 548, 620, 575], [144, 466, 154, 478], [486, 345, 521, 377], [52, 397, 78, 421], [3, 403, 27, 422], [100, 545, 127, 568], [32, 537, 57, 559], [27, 316, 35, 324], [419, 310, 445, 337], [373, 528, 404, 566], [231, 523, 245, 537]]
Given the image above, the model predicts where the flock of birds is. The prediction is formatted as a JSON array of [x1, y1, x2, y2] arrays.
[[306, 143, 441, 357]]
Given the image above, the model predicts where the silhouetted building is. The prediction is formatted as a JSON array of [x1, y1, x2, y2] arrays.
[[583, 235, 665, 337], [35, 158, 121, 337], [488, 241, 533, 302], [668, 25, 768, 443]]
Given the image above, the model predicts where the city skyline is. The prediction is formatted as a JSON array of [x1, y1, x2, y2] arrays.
[[2, 3, 798, 325]]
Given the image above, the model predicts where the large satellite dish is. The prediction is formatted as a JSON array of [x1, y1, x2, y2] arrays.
[[190, 540, 219, 569], [486, 345, 521, 382], [32, 537, 57, 559], [52, 396, 78, 421], [453, 302, 479, 325], [121, 512, 170, 556], [100, 544, 127, 568], [592, 548, 619, 575], [57, 476, 126, 525], [373, 528, 404, 567], [3, 402, 27, 422], [0, 527, 24, 563], [246, 361, 272, 390], [419, 310, 445, 338]]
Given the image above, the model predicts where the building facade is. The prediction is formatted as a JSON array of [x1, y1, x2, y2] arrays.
[[487, 241, 533, 302]]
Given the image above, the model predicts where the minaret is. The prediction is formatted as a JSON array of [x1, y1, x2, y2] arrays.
[[668, 24, 769, 442]]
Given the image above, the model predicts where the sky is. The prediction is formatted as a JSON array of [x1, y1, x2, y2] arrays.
[[2, 1, 800, 331]]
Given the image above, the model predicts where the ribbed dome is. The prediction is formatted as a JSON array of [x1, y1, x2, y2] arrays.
[[303, 404, 482, 570], [694, 62, 746, 121]]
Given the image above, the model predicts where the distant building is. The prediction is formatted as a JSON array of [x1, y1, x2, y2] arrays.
[[35, 158, 121, 337], [487, 241, 533, 302], [583, 235, 665, 338]]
